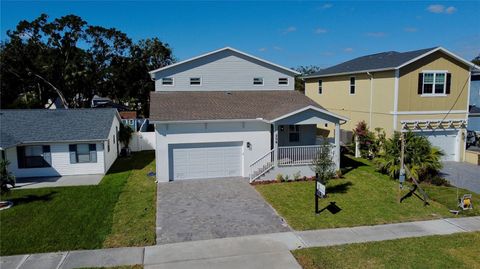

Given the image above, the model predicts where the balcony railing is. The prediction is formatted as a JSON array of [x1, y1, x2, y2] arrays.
[[278, 145, 330, 166]]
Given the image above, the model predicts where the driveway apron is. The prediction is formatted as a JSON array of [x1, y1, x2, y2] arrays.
[[441, 162, 480, 194], [156, 177, 290, 244]]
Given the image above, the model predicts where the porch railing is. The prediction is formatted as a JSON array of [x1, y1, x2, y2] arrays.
[[249, 149, 275, 182], [278, 145, 328, 166]]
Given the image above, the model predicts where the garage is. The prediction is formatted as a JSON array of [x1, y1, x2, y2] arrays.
[[418, 131, 458, 161], [169, 142, 243, 180]]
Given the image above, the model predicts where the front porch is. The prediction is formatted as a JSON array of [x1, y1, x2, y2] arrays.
[[249, 106, 346, 182]]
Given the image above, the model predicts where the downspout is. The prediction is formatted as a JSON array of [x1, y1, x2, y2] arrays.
[[367, 72, 374, 127]]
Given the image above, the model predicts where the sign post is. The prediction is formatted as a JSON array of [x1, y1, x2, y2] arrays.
[[315, 173, 326, 214]]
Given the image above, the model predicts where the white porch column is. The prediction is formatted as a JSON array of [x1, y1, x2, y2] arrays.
[[273, 124, 279, 168], [334, 122, 341, 170]]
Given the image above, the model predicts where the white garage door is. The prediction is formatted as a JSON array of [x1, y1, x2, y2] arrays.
[[171, 142, 242, 180], [418, 131, 458, 161]]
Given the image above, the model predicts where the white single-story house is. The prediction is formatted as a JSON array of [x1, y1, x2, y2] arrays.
[[148, 47, 348, 182], [0, 109, 121, 178]]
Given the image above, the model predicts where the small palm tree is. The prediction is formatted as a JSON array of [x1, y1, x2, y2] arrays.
[[374, 132, 443, 181], [0, 159, 15, 194], [119, 123, 134, 149]]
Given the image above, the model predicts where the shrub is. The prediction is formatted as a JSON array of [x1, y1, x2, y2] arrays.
[[293, 171, 301, 180], [373, 132, 444, 182], [0, 160, 15, 194], [353, 121, 376, 158], [311, 139, 335, 185], [275, 174, 284, 183]]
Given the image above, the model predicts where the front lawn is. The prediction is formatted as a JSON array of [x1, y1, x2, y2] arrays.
[[255, 156, 479, 230], [292, 232, 480, 269], [0, 151, 156, 256]]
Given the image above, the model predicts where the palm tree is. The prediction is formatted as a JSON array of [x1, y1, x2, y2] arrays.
[[374, 132, 444, 181]]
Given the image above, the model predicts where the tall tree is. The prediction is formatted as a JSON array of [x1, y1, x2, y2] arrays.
[[472, 54, 480, 66], [1, 13, 175, 115], [293, 65, 322, 92]]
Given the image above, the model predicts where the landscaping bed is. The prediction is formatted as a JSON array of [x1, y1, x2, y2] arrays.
[[292, 232, 480, 269], [255, 156, 480, 231], [0, 151, 156, 256]]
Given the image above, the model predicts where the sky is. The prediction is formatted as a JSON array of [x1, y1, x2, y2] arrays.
[[1, 1, 479, 68]]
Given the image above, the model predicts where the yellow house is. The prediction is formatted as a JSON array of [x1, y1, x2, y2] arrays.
[[304, 47, 479, 162]]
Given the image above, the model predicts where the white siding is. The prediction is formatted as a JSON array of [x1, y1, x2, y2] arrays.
[[153, 50, 295, 92], [6, 142, 105, 178], [104, 116, 120, 172], [130, 132, 156, 152], [155, 121, 271, 182]]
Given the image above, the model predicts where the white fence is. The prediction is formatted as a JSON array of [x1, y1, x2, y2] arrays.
[[130, 132, 156, 152], [278, 145, 332, 166]]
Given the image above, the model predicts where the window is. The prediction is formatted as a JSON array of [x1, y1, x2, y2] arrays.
[[113, 134, 116, 144], [422, 72, 447, 95], [278, 78, 288, 85], [128, 119, 135, 125], [190, 77, 201, 86], [17, 145, 51, 168], [108, 140, 110, 152], [161, 77, 174, 86], [288, 125, 300, 142], [318, 80, 323, 94], [350, 77, 355, 94], [253, 77, 264, 85], [69, 144, 97, 163]]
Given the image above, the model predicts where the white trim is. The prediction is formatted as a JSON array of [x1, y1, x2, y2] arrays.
[[150, 118, 270, 124], [149, 47, 300, 76], [393, 69, 399, 130], [303, 67, 395, 79], [161, 77, 174, 86], [269, 105, 349, 123], [421, 71, 447, 95], [189, 77, 202, 86], [420, 94, 447, 97], [397, 47, 477, 70], [391, 110, 467, 115]]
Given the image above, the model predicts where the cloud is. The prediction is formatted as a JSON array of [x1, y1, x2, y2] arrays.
[[404, 27, 418, 32], [427, 4, 457, 14], [258, 48, 267, 52], [321, 3, 333, 9], [344, 48, 354, 53], [273, 46, 283, 51], [366, 32, 387, 37], [321, 51, 334, 56], [314, 28, 328, 34], [282, 26, 297, 34]]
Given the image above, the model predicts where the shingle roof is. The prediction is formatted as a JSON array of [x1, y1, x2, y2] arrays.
[[149, 90, 330, 122], [0, 109, 118, 149], [305, 47, 437, 78]]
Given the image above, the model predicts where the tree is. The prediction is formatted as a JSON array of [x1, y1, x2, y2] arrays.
[[311, 139, 335, 185], [472, 54, 480, 66], [1, 14, 175, 115], [293, 65, 322, 92], [374, 132, 444, 181], [353, 121, 376, 158], [119, 123, 134, 149], [0, 160, 15, 194]]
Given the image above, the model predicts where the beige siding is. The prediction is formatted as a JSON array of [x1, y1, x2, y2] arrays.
[[398, 51, 470, 112], [305, 71, 395, 138]]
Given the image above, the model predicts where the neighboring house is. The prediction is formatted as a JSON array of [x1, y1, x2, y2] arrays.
[[91, 95, 129, 111], [304, 47, 479, 162], [148, 47, 347, 182], [119, 111, 138, 131], [468, 71, 480, 131], [0, 109, 121, 178]]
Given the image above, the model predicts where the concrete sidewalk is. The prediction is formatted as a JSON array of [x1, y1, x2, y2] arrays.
[[2, 216, 480, 269]]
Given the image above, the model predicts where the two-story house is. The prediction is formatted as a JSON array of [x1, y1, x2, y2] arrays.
[[304, 47, 478, 162], [148, 47, 347, 182]]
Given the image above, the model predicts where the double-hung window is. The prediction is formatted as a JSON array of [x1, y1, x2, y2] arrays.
[[69, 144, 97, 163], [349, 77, 355, 94], [161, 77, 174, 86], [422, 72, 446, 95], [288, 125, 300, 142], [318, 80, 323, 94], [190, 77, 201, 86], [278, 78, 288, 85]]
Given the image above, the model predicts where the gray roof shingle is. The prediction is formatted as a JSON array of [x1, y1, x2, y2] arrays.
[[149, 90, 327, 122], [0, 109, 118, 149], [305, 47, 437, 78]]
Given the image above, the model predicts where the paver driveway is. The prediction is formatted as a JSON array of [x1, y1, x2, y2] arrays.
[[156, 177, 290, 244], [441, 162, 480, 193]]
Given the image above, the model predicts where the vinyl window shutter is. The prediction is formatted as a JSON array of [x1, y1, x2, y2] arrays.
[[418, 73, 423, 95], [89, 144, 97, 163], [69, 144, 77, 164], [446, 73, 451, 94], [17, 146, 26, 168], [42, 145, 52, 166]]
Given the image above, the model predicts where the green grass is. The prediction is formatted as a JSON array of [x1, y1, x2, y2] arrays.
[[255, 156, 479, 230], [292, 232, 480, 269], [0, 151, 156, 256]]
